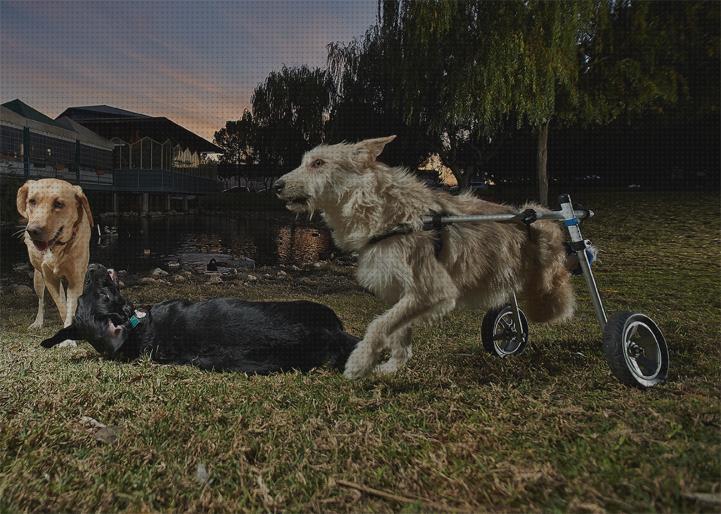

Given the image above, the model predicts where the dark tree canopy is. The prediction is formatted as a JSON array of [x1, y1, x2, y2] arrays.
[[213, 110, 256, 168], [252, 65, 332, 169], [214, 0, 718, 191], [326, 0, 717, 201]]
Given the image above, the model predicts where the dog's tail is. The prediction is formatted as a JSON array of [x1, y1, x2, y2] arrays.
[[520, 205, 576, 324], [327, 330, 360, 370]]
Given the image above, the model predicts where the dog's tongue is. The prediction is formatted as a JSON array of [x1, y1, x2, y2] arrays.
[[32, 240, 49, 251]]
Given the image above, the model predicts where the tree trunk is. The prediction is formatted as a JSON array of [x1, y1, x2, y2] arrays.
[[458, 168, 473, 190], [537, 121, 549, 206]]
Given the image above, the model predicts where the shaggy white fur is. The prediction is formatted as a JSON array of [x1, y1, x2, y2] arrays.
[[276, 136, 575, 379]]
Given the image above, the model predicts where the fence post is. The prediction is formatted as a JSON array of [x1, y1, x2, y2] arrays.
[[23, 128, 30, 179], [74, 140, 80, 183]]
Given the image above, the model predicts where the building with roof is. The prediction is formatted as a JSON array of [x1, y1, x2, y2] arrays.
[[1, 100, 224, 214], [0, 99, 114, 184], [58, 105, 220, 177]]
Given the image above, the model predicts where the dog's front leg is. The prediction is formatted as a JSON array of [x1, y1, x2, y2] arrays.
[[345, 293, 458, 379], [28, 269, 45, 330], [63, 283, 81, 328], [55, 282, 82, 348], [43, 272, 67, 322], [345, 290, 458, 379], [374, 327, 413, 374], [344, 296, 417, 379]]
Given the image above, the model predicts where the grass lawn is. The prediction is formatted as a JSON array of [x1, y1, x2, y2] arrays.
[[1, 192, 719, 513]]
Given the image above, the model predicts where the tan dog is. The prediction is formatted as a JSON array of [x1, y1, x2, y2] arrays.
[[274, 136, 575, 379], [16, 179, 93, 344]]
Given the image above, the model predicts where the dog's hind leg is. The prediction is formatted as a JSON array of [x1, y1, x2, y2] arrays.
[[28, 270, 45, 330]]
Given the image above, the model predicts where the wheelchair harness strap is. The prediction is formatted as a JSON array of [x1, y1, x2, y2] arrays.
[[366, 208, 544, 258]]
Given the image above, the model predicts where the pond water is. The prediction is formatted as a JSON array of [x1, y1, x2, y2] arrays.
[[1, 213, 335, 276]]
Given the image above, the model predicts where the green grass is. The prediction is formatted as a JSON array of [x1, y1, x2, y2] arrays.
[[1, 192, 719, 513]]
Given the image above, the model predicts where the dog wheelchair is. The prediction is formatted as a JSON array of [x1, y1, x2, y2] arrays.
[[421, 194, 669, 389]]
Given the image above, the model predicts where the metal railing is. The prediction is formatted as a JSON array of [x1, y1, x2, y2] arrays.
[[113, 168, 221, 193], [0, 159, 221, 194]]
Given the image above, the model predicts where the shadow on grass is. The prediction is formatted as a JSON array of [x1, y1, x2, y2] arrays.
[[443, 337, 609, 387]]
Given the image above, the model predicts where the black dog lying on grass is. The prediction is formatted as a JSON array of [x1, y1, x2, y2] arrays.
[[41, 264, 359, 374]]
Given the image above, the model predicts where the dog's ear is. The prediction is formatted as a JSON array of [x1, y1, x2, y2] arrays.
[[74, 185, 94, 228], [354, 136, 396, 163], [107, 268, 120, 288], [16, 181, 33, 219], [41, 325, 80, 348]]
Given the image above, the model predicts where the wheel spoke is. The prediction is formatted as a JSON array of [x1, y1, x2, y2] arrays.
[[634, 355, 657, 375], [502, 339, 518, 352], [628, 324, 639, 340]]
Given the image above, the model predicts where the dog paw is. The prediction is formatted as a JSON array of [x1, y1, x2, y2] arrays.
[[374, 359, 401, 375], [28, 320, 44, 330], [343, 346, 374, 379], [55, 340, 77, 348]]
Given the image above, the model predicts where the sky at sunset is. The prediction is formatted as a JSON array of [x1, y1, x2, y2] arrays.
[[0, 1, 377, 141]]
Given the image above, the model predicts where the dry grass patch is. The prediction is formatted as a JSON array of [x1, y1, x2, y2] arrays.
[[1, 192, 719, 513]]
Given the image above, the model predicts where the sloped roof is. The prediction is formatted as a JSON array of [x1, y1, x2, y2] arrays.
[[57, 104, 220, 153], [55, 116, 115, 150], [2, 99, 64, 127], [1, 103, 78, 142], [0, 99, 115, 150], [61, 112, 222, 153], [57, 105, 149, 120]]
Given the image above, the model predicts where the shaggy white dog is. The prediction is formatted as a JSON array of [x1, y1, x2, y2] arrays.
[[275, 136, 574, 379]]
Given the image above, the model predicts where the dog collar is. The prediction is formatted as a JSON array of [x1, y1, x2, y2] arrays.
[[129, 310, 147, 328]]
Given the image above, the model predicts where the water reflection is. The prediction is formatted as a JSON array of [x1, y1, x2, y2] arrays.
[[1, 214, 334, 275], [276, 225, 333, 266]]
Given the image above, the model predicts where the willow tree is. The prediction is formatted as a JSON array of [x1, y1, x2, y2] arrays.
[[363, 0, 589, 201], [326, 22, 433, 168], [342, 0, 694, 203], [327, 3, 492, 183], [251, 65, 332, 170]]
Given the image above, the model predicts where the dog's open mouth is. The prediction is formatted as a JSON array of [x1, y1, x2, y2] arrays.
[[31, 227, 63, 251], [285, 197, 310, 210]]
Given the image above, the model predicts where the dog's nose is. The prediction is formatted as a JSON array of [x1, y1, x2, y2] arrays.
[[273, 179, 285, 195], [26, 225, 44, 240]]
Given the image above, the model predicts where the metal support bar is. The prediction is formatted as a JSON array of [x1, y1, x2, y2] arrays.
[[509, 291, 524, 335], [558, 194, 607, 329], [421, 209, 592, 226]]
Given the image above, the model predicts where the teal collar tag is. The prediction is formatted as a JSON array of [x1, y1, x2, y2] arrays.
[[128, 310, 147, 329]]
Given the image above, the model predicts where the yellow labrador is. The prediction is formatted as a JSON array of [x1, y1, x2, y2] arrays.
[[16, 179, 93, 345]]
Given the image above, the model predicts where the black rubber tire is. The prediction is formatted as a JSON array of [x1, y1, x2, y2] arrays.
[[481, 305, 529, 358], [603, 311, 669, 388]]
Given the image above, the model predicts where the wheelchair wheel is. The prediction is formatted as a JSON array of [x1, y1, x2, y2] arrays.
[[603, 312, 669, 388], [481, 305, 529, 357]]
